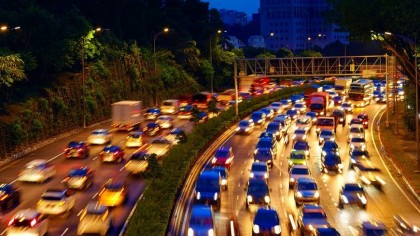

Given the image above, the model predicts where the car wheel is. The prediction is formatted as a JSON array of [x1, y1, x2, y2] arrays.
[[360, 204, 367, 209], [338, 201, 343, 209], [245, 203, 249, 209]]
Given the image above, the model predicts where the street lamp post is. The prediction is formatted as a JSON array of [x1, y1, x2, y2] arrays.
[[152, 27, 170, 105], [209, 30, 223, 93], [415, 36, 420, 172]]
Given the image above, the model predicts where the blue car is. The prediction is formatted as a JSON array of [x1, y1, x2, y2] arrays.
[[188, 205, 215, 236], [145, 107, 161, 120], [266, 122, 281, 141], [321, 140, 340, 157], [194, 171, 221, 209], [251, 111, 267, 125], [211, 166, 228, 190], [321, 151, 343, 174], [252, 207, 281, 235], [316, 227, 341, 236], [338, 183, 367, 209], [286, 109, 298, 120], [305, 111, 317, 122], [297, 204, 330, 235], [246, 179, 270, 209]]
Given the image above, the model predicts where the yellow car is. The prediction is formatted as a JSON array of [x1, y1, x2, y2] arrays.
[[98, 179, 127, 207], [125, 132, 143, 148]]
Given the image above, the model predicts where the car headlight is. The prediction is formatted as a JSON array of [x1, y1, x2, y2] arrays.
[[322, 151, 326, 156], [349, 134, 353, 139], [307, 224, 315, 231], [221, 179, 227, 186], [275, 131, 280, 136], [316, 128, 320, 132], [290, 177, 295, 182], [304, 127, 309, 131], [292, 134, 296, 139], [247, 195, 253, 203], [213, 192, 218, 201], [258, 119, 263, 123], [188, 228, 194, 236], [358, 193, 367, 204], [196, 192, 201, 200], [305, 150, 309, 156], [253, 224, 260, 234], [235, 127, 240, 131], [320, 112, 324, 115], [338, 163, 344, 169], [211, 158, 217, 164], [314, 191, 320, 198], [319, 137, 324, 142], [341, 195, 349, 203], [340, 118, 343, 122], [245, 127, 250, 131], [303, 161, 306, 165], [351, 158, 356, 163], [296, 191, 303, 197], [264, 173, 268, 179], [289, 160, 293, 166], [274, 225, 281, 234], [264, 195, 270, 203], [208, 229, 214, 236], [350, 144, 355, 149], [303, 135, 307, 139], [254, 149, 258, 155], [250, 173, 255, 178]]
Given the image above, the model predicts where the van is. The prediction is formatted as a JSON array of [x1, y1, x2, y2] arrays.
[[160, 99, 180, 114]]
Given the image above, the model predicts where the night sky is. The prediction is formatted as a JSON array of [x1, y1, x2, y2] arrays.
[[202, 0, 259, 16]]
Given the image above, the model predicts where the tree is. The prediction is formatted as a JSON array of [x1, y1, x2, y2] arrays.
[[143, 154, 162, 183], [256, 51, 276, 59], [207, 97, 218, 115], [297, 50, 322, 57], [276, 48, 294, 58], [190, 105, 201, 123], [0, 54, 26, 87]]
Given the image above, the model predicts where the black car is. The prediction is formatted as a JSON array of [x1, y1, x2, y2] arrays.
[[349, 149, 370, 168], [64, 141, 90, 159], [266, 122, 281, 141], [62, 166, 95, 190], [255, 137, 277, 157], [254, 148, 274, 168], [0, 183, 20, 211], [321, 152, 343, 174], [143, 122, 162, 136], [332, 109, 346, 126], [246, 179, 271, 209], [321, 141, 340, 157]]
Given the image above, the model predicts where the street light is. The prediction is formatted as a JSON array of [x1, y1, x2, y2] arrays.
[[209, 29, 224, 93], [153, 27, 170, 55], [0, 25, 20, 31]]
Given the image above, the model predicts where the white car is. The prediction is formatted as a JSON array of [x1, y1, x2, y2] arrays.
[[7, 209, 49, 236], [18, 159, 56, 183], [349, 137, 367, 151], [156, 115, 174, 129], [269, 102, 284, 114], [87, 129, 112, 145], [77, 202, 111, 236], [125, 131, 143, 148], [296, 115, 312, 131], [292, 102, 307, 114], [37, 189, 76, 216], [348, 125, 365, 142], [292, 128, 308, 142]]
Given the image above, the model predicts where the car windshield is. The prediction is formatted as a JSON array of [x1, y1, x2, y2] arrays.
[[190, 215, 212, 226], [291, 152, 305, 159], [215, 149, 229, 158], [334, 96, 342, 101], [69, 169, 87, 177], [252, 164, 267, 172], [306, 112, 316, 117], [350, 127, 363, 133], [291, 168, 309, 175], [295, 130, 306, 135], [317, 119, 334, 126], [130, 152, 149, 160], [255, 149, 272, 157], [352, 138, 365, 143], [297, 119, 310, 125], [239, 120, 250, 126], [310, 104, 324, 110], [196, 178, 219, 191], [103, 146, 119, 152], [303, 211, 326, 220], [297, 181, 317, 190], [323, 142, 337, 149], [158, 116, 171, 121], [128, 133, 141, 138], [333, 111, 344, 117], [9, 218, 36, 227], [351, 150, 369, 157], [248, 182, 268, 194], [294, 104, 304, 108], [251, 113, 263, 120], [257, 140, 272, 149], [325, 154, 340, 163], [42, 195, 64, 201], [162, 101, 173, 106], [271, 103, 281, 108], [294, 142, 308, 150], [343, 185, 363, 192], [104, 182, 124, 191], [92, 130, 107, 135], [287, 110, 297, 115], [254, 210, 278, 225], [68, 142, 82, 148], [351, 119, 363, 125], [267, 123, 279, 130]]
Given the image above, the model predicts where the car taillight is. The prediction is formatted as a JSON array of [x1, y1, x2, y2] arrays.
[[8, 219, 14, 226], [77, 148, 83, 152], [114, 151, 119, 155], [30, 219, 37, 227], [0, 194, 8, 201]]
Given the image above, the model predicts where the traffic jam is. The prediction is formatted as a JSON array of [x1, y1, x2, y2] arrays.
[[184, 77, 415, 236]]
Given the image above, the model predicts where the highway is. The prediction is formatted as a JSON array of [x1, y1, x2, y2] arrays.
[[0, 116, 193, 236], [182, 102, 420, 235]]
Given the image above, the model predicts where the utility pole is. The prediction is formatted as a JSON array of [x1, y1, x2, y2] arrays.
[[82, 37, 86, 129]]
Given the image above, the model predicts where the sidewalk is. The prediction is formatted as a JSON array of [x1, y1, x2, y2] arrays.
[[374, 102, 420, 202]]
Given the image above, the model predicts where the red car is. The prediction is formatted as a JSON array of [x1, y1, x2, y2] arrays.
[[211, 147, 234, 169], [357, 113, 369, 129], [100, 145, 125, 163], [64, 141, 90, 158]]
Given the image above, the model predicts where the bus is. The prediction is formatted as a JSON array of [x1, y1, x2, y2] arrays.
[[348, 79, 374, 107]]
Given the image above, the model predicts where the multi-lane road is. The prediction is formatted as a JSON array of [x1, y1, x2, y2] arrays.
[[182, 102, 420, 235], [0, 117, 193, 236]]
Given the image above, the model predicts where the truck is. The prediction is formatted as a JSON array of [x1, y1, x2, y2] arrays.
[[160, 99, 180, 114], [111, 101, 143, 131], [335, 77, 353, 95], [308, 92, 332, 116], [316, 116, 337, 134]]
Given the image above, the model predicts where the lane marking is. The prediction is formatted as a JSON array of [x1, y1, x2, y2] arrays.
[[60, 228, 69, 236], [92, 192, 98, 199], [118, 193, 144, 236], [0, 229, 6, 235], [77, 209, 83, 216], [92, 156, 98, 160], [119, 166, 125, 171]]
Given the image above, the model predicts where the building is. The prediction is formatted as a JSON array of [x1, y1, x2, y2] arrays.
[[219, 9, 248, 26], [248, 35, 265, 48], [259, 0, 349, 51], [227, 36, 247, 49]]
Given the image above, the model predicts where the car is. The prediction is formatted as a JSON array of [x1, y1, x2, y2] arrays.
[[279, 99, 292, 109], [332, 109, 346, 126], [292, 128, 308, 142], [321, 140, 340, 157], [321, 151, 344, 174], [254, 148, 275, 168], [286, 109, 298, 120], [318, 129, 336, 146], [211, 146, 234, 169], [178, 105, 193, 119], [165, 128, 187, 144], [349, 149, 370, 168], [361, 220, 387, 235], [357, 113, 369, 129], [156, 115, 174, 129], [99, 145, 125, 163], [333, 95, 343, 105], [194, 171, 221, 208], [354, 161, 386, 190], [246, 178, 271, 209], [37, 189, 76, 216], [315, 227, 341, 236], [197, 111, 209, 123], [273, 114, 291, 134], [142, 122, 162, 136], [293, 141, 310, 158], [145, 107, 161, 120], [77, 202, 111, 236], [250, 162, 269, 181], [288, 150, 308, 169], [87, 129, 112, 145], [64, 141, 90, 158], [62, 166, 94, 190], [297, 204, 330, 236], [322, 85, 334, 92], [124, 151, 150, 175], [211, 166, 229, 190], [18, 159, 56, 183], [296, 115, 313, 131], [255, 137, 277, 157], [0, 183, 20, 211], [348, 125, 365, 142], [338, 183, 367, 209], [266, 122, 282, 141], [349, 137, 367, 151], [373, 90, 381, 98], [240, 91, 253, 100], [98, 179, 127, 207], [393, 214, 420, 236], [294, 178, 320, 205], [125, 131, 143, 148], [269, 102, 284, 114], [349, 118, 364, 127], [187, 205, 215, 236], [6, 209, 49, 236], [328, 91, 338, 98], [289, 164, 311, 188], [291, 94, 304, 104], [292, 102, 307, 114], [341, 102, 354, 113], [252, 207, 281, 235], [251, 111, 267, 126], [259, 132, 277, 141], [260, 107, 275, 120], [376, 93, 387, 103], [236, 119, 255, 135]]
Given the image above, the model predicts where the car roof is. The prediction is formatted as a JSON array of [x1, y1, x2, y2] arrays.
[[291, 164, 309, 169], [191, 205, 212, 218], [362, 220, 386, 230], [93, 129, 108, 133], [302, 204, 324, 212], [86, 202, 108, 214], [216, 146, 231, 152], [25, 159, 48, 167], [199, 170, 220, 179], [13, 209, 40, 219], [252, 162, 267, 168], [297, 177, 316, 183]]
